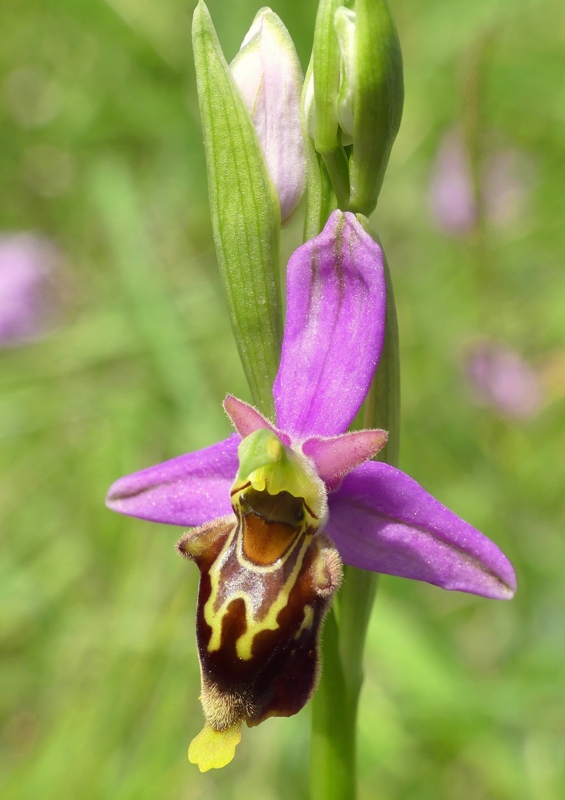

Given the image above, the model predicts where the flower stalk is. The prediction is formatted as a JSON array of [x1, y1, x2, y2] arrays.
[[311, 219, 400, 800]]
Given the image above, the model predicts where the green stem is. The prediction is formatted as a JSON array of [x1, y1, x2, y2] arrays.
[[304, 147, 337, 242], [310, 221, 400, 799], [311, 611, 356, 800]]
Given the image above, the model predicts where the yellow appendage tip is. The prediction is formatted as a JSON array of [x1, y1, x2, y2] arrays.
[[188, 723, 242, 771]]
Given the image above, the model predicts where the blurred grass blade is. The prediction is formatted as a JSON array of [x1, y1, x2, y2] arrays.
[[89, 158, 223, 441], [193, 1, 282, 418]]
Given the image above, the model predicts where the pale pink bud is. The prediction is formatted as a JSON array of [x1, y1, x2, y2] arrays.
[[231, 9, 305, 224], [429, 130, 476, 235]]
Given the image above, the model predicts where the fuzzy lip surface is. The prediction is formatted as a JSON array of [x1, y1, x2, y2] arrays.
[[106, 210, 516, 601]]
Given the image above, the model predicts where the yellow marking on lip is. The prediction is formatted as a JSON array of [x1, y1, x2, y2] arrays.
[[204, 520, 314, 660], [234, 532, 312, 660], [294, 604, 314, 640]]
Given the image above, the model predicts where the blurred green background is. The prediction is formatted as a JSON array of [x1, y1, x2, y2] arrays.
[[1, 0, 564, 798]]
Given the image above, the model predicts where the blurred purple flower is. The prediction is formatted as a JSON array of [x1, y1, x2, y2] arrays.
[[429, 130, 476, 235], [107, 211, 516, 601], [464, 339, 543, 420], [0, 233, 61, 346], [429, 129, 533, 236]]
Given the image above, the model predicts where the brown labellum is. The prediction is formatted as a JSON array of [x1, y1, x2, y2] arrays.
[[177, 487, 342, 733]]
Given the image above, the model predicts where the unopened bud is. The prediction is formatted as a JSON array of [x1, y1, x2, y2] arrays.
[[231, 9, 305, 224], [308, 0, 403, 214], [338, 0, 404, 214]]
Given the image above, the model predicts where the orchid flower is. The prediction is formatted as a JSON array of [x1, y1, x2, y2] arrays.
[[106, 211, 516, 771]]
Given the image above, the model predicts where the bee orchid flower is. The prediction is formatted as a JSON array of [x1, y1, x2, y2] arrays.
[[106, 210, 516, 771]]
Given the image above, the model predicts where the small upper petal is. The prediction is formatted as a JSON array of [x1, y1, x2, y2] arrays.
[[106, 434, 239, 527], [274, 211, 386, 439], [302, 429, 387, 491], [326, 461, 516, 600], [223, 394, 291, 445]]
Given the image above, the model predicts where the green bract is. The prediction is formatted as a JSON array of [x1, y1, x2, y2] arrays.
[[192, 1, 282, 417], [302, 61, 338, 240]]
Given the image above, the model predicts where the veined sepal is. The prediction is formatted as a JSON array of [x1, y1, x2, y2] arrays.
[[192, 1, 282, 417]]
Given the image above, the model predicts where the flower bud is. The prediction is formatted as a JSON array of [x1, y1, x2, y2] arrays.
[[339, 0, 404, 215], [308, 1, 403, 214], [231, 9, 305, 224]]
